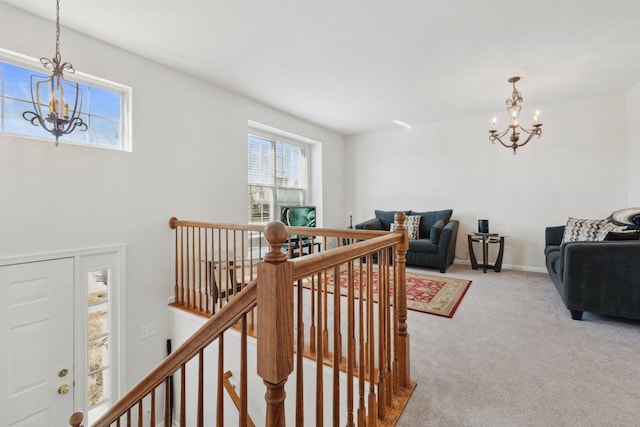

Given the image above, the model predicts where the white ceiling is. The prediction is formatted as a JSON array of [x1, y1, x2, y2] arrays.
[[3, 0, 640, 136]]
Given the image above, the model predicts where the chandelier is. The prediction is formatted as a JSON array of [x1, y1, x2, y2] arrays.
[[489, 76, 542, 155], [23, 0, 87, 147]]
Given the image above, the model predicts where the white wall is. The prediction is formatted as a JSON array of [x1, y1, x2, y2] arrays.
[[345, 93, 629, 271], [627, 80, 640, 206], [0, 3, 344, 392]]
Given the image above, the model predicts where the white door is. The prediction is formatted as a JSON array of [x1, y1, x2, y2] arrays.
[[0, 258, 75, 426]]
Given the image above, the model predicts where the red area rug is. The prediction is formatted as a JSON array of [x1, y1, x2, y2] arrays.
[[304, 267, 471, 318]]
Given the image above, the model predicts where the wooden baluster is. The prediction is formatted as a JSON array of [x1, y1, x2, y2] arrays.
[[217, 229, 222, 311], [217, 335, 224, 427], [392, 257, 400, 396], [241, 315, 249, 427], [309, 273, 316, 354], [384, 251, 393, 406], [151, 388, 156, 427], [322, 267, 329, 361], [394, 212, 411, 388], [69, 411, 84, 427], [137, 400, 143, 426], [225, 229, 230, 303], [180, 363, 186, 427], [191, 226, 196, 310], [197, 227, 202, 313], [172, 220, 179, 306], [346, 261, 355, 427], [391, 251, 400, 395], [197, 348, 204, 427], [164, 377, 171, 425], [377, 250, 387, 420], [204, 228, 210, 314], [316, 270, 324, 427], [332, 265, 341, 426], [257, 222, 293, 427], [357, 261, 366, 426], [366, 256, 376, 426], [295, 278, 304, 427], [126, 409, 131, 426], [177, 227, 186, 305]]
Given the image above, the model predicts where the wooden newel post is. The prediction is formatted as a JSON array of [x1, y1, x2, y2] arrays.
[[393, 212, 411, 388], [257, 221, 294, 427]]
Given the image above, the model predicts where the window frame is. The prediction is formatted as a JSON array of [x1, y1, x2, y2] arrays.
[[0, 47, 132, 151], [248, 129, 310, 225]]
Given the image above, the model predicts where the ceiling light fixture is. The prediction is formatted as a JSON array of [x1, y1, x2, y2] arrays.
[[23, 0, 87, 146], [393, 120, 412, 129], [489, 77, 542, 155]]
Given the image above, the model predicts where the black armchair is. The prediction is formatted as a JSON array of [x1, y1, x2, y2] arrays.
[[356, 209, 458, 273]]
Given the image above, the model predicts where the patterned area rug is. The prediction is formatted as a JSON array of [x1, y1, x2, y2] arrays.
[[302, 267, 471, 318]]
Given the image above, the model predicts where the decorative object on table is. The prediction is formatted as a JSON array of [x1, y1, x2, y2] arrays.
[[489, 76, 542, 155], [302, 267, 471, 318], [609, 207, 640, 228], [478, 219, 489, 234], [467, 233, 505, 273], [355, 209, 459, 273], [23, 0, 88, 146], [348, 211, 353, 229]]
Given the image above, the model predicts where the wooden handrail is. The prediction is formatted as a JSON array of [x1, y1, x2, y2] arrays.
[[290, 232, 403, 280], [169, 216, 389, 240], [223, 371, 256, 427], [92, 279, 258, 426]]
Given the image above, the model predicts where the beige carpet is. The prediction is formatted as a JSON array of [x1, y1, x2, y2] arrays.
[[397, 263, 640, 426]]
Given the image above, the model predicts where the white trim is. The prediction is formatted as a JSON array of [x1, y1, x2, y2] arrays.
[[0, 244, 126, 267], [0, 245, 126, 418]]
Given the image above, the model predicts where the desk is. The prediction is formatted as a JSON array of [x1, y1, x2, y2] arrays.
[[467, 233, 506, 273]]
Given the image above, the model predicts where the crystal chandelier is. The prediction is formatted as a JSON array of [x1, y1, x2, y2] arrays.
[[489, 76, 542, 155], [23, 0, 87, 147]]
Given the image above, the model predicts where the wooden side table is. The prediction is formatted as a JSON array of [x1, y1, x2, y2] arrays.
[[467, 233, 506, 273]]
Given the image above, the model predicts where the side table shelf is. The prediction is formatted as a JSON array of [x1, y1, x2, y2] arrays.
[[467, 233, 506, 273]]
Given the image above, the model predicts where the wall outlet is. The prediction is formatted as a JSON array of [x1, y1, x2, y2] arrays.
[[141, 322, 158, 338]]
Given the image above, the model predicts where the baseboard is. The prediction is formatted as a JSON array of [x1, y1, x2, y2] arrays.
[[452, 258, 547, 274]]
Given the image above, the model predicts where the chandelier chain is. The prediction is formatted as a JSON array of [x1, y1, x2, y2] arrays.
[[55, 0, 61, 59]]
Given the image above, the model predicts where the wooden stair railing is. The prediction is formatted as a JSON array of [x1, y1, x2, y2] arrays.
[[91, 278, 258, 426], [223, 371, 256, 427], [82, 213, 414, 426]]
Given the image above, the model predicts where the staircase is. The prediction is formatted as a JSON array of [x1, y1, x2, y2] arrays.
[[73, 214, 416, 426]]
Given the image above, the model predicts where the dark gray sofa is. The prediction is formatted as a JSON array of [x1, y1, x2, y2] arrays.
[[545, 225, 640, 320], [355, 209, 458, 273]]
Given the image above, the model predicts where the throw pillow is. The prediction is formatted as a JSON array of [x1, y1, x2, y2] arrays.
[[390, 215, 421, 239], [561, 217, 608, 243], [430, 219, 445, 244]]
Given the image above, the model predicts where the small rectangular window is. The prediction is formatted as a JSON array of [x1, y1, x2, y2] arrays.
[[0, 49, 132, 151]]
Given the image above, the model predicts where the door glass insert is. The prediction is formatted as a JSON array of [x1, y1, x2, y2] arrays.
[[87, 268, 110, 421]]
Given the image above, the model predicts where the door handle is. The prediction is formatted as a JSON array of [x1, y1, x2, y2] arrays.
[[58, 384, 70, 395]]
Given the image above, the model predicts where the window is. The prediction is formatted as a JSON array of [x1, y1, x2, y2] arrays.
[[248, 134, 308, 224], [0, 49, 131, 150], [77, 249, 124, 426], [87, 268, 110, 422]]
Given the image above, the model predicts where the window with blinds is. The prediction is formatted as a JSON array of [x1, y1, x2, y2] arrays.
[[248, 134, 308, 224]]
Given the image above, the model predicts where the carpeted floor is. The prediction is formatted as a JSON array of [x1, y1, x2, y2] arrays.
[[397, 263, 640, 426]]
